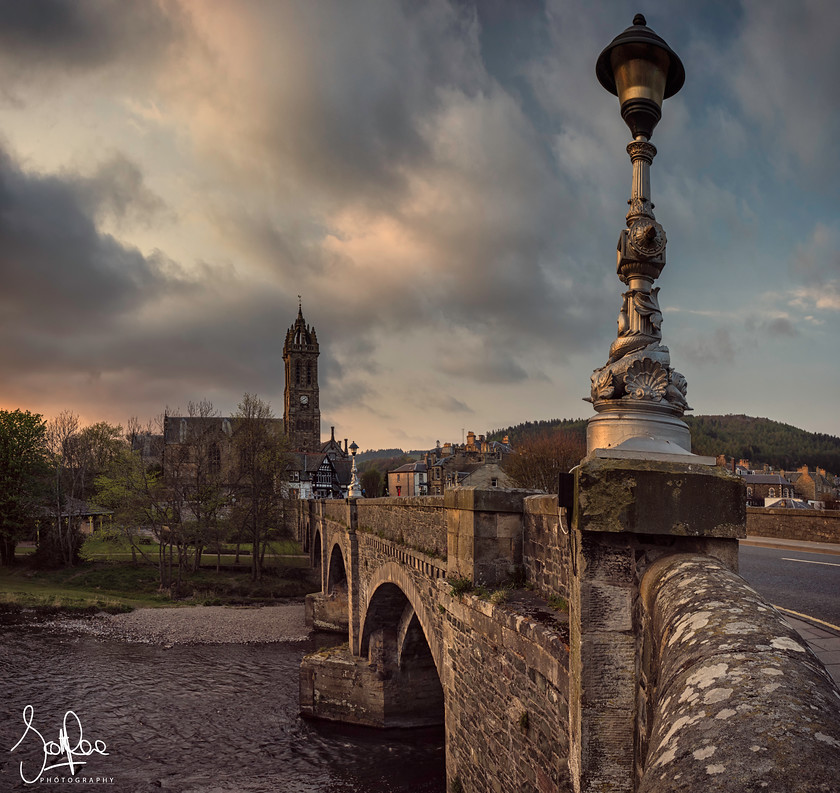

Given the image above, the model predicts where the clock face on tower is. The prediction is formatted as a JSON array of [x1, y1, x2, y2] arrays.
[[299, 395, 309, 405]]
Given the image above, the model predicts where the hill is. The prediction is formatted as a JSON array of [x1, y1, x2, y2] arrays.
[[684, 415, 840, 471], [487, 414, 840, 473]]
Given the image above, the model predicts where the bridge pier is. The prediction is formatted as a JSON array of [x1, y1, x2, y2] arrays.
[[568, 456, 744, 793]]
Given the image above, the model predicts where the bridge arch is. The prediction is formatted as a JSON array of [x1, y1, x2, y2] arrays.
[[311, 526, 322, 571], [360, 566, 445, 727], [326, 541, 348, 596], [361, 562, 442, 671]]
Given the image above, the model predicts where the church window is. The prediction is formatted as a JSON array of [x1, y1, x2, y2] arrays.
[[296, 361, 301, 384], [307, 362, 312, 385], [209, 443, 221, 475]]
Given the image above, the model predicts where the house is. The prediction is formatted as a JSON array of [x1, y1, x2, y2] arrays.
[[423, 431, 514, 495], [387, 461, 428, 497], [740, 473, 796, 507], [782, 465, 839, 506], [39, 496, 113, 536]]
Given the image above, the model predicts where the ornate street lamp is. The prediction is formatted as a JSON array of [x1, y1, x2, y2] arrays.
[[348, 441, 363, 498], [587, 14, 695, 459]]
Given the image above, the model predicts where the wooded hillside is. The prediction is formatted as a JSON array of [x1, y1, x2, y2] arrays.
[[487, 414, 840, 473]]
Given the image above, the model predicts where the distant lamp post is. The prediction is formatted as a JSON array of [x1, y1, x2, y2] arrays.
[[348, 441, 363, 498], [587, 14, 697, 460]]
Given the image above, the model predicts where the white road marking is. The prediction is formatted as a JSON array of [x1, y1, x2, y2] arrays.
[[781, 557, 840, 568]]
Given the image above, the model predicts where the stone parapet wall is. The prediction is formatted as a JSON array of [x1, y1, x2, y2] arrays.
[[638, 554, 840, 792], [747, 506, 840, 544], [523, 494, 570, 600], [356, 496, 446, 559], [299, 483, 840, 792], [441, 581, 571, 793], [322, 499, 351, 527]]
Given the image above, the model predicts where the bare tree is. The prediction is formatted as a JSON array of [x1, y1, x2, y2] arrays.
[[180, 400, 227, 571], [231, 394, 293, 581], [506, 430, 586, 493], [43, 411, 81, 566]]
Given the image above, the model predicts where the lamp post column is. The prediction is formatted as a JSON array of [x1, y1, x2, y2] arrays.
[[586, 13, 695, 459]]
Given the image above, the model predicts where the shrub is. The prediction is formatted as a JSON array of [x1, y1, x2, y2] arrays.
[[448, 577, 473, 596]]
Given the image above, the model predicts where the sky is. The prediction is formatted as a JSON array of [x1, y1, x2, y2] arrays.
[[1, 0, 838, 451]]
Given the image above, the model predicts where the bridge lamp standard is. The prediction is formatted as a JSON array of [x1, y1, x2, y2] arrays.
[[348, 440, 363, 499], [586, 14, 699, 461]]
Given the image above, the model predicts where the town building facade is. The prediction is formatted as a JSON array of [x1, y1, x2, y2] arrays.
[[422, 431, 514, 495]]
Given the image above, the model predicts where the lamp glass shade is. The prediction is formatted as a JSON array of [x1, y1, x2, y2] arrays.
[[610, 43, 670, 109]]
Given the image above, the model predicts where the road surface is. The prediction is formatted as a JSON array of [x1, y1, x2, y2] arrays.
[[738, 543, 840, 629]]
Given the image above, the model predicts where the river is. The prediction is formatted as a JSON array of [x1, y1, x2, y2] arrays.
[[0, 619, 445, 793]]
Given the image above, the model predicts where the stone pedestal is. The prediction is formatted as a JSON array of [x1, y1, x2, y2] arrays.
[[568, 457, 745, 793]]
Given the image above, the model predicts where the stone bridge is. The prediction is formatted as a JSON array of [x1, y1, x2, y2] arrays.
[[297, 458, 840, 792]]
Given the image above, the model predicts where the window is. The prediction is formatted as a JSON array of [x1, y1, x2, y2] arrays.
[[209, 443, 221, 475], [768, 488, 775, 498], [746, 487, 753, 497], [491, 478, 498, 487]]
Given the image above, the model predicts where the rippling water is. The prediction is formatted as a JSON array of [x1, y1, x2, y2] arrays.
[[0, 620, 445, 793]]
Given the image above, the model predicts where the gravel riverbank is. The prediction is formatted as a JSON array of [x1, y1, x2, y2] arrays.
[[45, 602, 312, 645]]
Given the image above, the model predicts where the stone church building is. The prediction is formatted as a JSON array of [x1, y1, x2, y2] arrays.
[[157, 304, 350, 498]]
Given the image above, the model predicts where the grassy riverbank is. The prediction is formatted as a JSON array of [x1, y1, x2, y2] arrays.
[[1, 536, 317, 614]]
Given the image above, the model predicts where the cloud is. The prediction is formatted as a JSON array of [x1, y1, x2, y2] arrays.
[[0, 0, 185, 97], [162, 0, 616, 390], [791, 223, 840, 286], [789, 287, 840, 313], [763, 317, 798, 338], [682, 327, 737, 365], [79, 154, 169, 227], [0, 147, 179, 336], [729, 0, 840, 184]]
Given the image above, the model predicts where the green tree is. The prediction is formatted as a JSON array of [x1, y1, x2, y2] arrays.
[[0, 409, 49, 565], [73, 421, 126, 502], [95, 445, 166, 568], [360, 467, 383, 498], [231, 394, 293, 581]]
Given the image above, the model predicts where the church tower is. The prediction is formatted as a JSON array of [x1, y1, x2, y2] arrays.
[[283, 303, 321, 452]]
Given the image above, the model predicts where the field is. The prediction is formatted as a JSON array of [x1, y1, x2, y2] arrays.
[[0, 534, 316, 613]]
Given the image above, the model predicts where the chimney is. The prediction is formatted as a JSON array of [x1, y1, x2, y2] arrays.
[[331, 426, 336, 441], [344, 439, 348, 454]]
